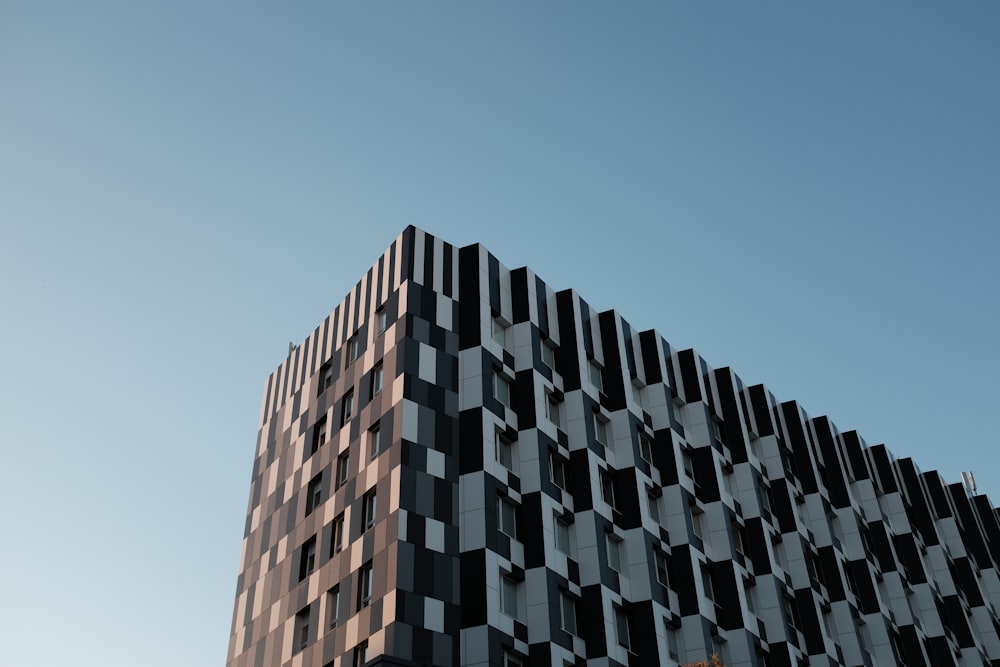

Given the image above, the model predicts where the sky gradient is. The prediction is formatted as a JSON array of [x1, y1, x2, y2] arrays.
[[2, 2, 998, 665]]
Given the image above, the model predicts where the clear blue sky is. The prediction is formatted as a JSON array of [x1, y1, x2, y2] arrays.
[[2, 2, 998, 665]]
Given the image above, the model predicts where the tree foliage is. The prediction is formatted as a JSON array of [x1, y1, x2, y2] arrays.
[[680, 654, 726, 667]]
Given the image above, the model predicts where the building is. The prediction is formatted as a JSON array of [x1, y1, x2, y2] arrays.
[[227, 226, 1000, 667]]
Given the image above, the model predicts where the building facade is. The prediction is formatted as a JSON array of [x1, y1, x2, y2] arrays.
[[227, 227, 1000, 667]]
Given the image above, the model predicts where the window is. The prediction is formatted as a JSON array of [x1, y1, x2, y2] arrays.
[[666, 624, 683, 661], [492, 317, 509, 349], [614, 605, 630, 649], [311, 416, 328, 455], [607, 533, 623, 572], [503, 651, 523, 667], [336, 452, 350, 489], [357, 561, 373, 609], [341, 389, 355, 426], [371, 362, 384, 397], [631, 382, 646, 410], [589, 361, 604, 392], [346, 336, 360, 366], [690, 505, 704, 539], [496, 432, 514, 470], [733, 522, 747, 555], [647, 491, 661, 524], [639, 433, 653, 464], [682, 450, 694, 478], [549, 452, 567, 490], [702, 566, 715, 602], [367, 423, 381, 460], [499, 497, 517, 539], [494, 372, 512, 408], [362, 490, 377, 530], [541, 341, 555, 369], [560, 593, 577, 634], [305, 474, 322, 515], [331, 513, 345, 555], [318, 361, 334, 397], [601, 473, 616, 509], [554, 516, 571, 554], [784, 596, 801, 631], [327, 586, 340, 628], [546, 392, 563, 427], [760, 484, 772, 513], [294, 605, 311, 652], [500, 575, 519, 618], [376, 307, 388, 333], [299, 536, 317, 582], [654, 551, 669, 587], [594, 413, 610, 447], [745, 580, 758, 615], [352, 640, 368, 667]]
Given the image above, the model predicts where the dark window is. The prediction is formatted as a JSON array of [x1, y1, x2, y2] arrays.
[[655, 551, 669, 586], [299, 536, 316, 582], [341, 389, 355, 426], [367, 424, 381, 460], [305, 474, 322, 515], [639, 433, 653, 464], [362, 489, 377, 530], [499, 497, 517, 539], [327, 586, 340, 628], [601, 472, 616, 508], [371, 362, 384, 398], [352, 640, 368, 667], [311, 417, 328, 456], [614, 605, 630, 649], [346, 336, 360, 367], [549, 452, 567, 490], [294, 605, 311, 652], [336, 452, 349, 489], [357, 562, 373, 609], [330, 513, 345, 556], [376, 308, 388, 333], [317, 362, 334, 397]]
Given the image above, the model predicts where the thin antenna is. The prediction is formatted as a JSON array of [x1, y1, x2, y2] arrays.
[[969, 471, 977, 493], [961, 471, 970, 491]]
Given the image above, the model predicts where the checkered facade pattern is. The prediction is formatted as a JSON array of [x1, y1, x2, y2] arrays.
[[227, 227, 1000, 667]]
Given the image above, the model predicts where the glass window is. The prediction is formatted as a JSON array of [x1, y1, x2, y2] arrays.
[[541, 341, 556, 369], [607, 534, 622, 572], [647, 491, 661, 524], [346, 336, 360, 366], [367, 424, 381, 460], [554, 516, 571, 554], [371, 362, 384, 396], [549, 452, 567, 490], [299, 536, 316, 582], [594, 414, 610, 447], [494, 373, 511, 408], [294, 605, 310, 652], [312, 416, 328, 455], [560, 593, 577, 634], [496, 432, 514, 470], [327, 586, 340, 628], [655, 551, 669, 587], [589, 361, 603, 392], [501, 575, 519, 618], [341, 389, 355, 426], [492, 318, 508, 349], [331, 513, 345, 555], [376, 308, 388, 333], [305, 474, 322, 515], [601, 473, 616, 509], [357, 562, 373, 609], [639, 433, 653, 464], [614, 605, 630, 649], [499, 498, 517, 539], [336, 452, 350, 489], [362, 490, 377, 530]]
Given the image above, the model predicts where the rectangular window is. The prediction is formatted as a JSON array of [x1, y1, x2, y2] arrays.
[[594, 413, 610, 447], [357, 562, 373, 609], [760, 484, 772, 513], [655, 551, 669, 587], [311, 416, 328, 455], [299, 536, 317, 582], [785, 596, 801, 631], [376, 307, 388, 333], [362, 490, 377, 530], [733, 522, 747, 555], [346, 336, 360, 366], [503, 651, 523, 667], [589, 361, 604, 392], [499, 497, 517, 539], [492, 318, 508, 349], [549, 452, 567, 490], [305, 474, 322, 516], [294, 605, 311, 652], [336, 452, 349, 489], [541, 341, 555, 370], [702, 566, 715, 602], [690, 506, 704, 539], [367, 423, 381, 460], [331, 513, 345, 555], [341, 389, 355, 426], [494, 373, 511, 408], [607, 534, 622, 572], [327, 585, 340, 628], [666, 624, 683, 661], [546, 392, 563, 427], [496, 432, 514, 470], [647, 491, 661, 524], [682, 450, 694, 478], [601, 472, 616, 509], [554, 516, 571, 554], [318, 361, 334, 397], [560, 593, 577, 634], [639, 433, 653, 464], [371, 362, 384, 397], [352, 640, 368, 667], [501, 575, 519, 618], [614, 605, 630, 649]]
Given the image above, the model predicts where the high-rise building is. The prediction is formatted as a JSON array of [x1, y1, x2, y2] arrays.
[[227, 227, 1000, 667]]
